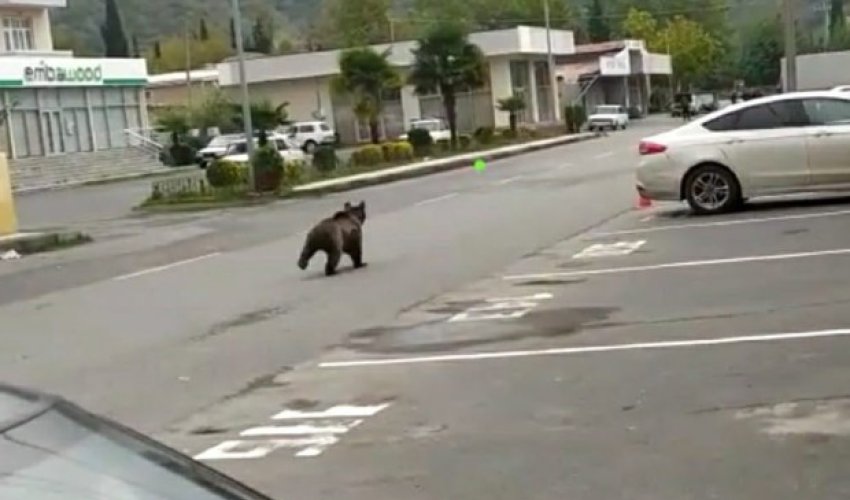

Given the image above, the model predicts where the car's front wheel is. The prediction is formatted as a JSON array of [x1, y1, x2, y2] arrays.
[[684, 165, 741, 215], [303, 140, 318, 154]]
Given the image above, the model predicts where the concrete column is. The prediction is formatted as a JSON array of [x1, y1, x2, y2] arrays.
[[489, 58, 513, 129], [623, 76, 631, 109], [0, 153, 18, 235], [644, 74, 652, 115], [2, 91, 16, 160], [400, 84, 420, 128], [527, 59, 540, 123]]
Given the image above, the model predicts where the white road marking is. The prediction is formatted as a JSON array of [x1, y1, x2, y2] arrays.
[[113, 252, 220, 281], [593, 152, 615, 160], [196, 403, 391, 461], [414, 192, 459, 207], [639, 215, 655, 223], [503, 247, 850, 281], [591, 208, 850, 238], [448, 293, 553, 323], [272, 403, 390, 420], [559, 162, 575, 169], [495, 175, 524, 185], [240, 422, 362, 437], [319, 328, 850, 369], [572, 240, 646, 259]]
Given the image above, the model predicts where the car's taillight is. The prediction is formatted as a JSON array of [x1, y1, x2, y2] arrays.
[[639, 141, 667, 156]]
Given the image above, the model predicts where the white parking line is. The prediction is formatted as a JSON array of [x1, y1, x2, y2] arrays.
[[319, 328, 850, 368], [414, 192, 459, 207], [591, 208, 850, 238], [495, 175, 524, 185], [502, 247, 850, 281], [113, 253, 221, 281]]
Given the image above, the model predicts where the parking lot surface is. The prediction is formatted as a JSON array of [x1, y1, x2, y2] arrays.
[[158, 195, 850, 499]]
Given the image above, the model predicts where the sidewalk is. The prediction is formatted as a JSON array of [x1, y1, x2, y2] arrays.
[[292, 132, 596, 195]]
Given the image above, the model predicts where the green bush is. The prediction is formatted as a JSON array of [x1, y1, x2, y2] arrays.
[[352, 144, 385, 166], [383, 141, 414, 162], [206, 160, 245, 188], [407, 128, 433, 157], [283, 160, 305, 186], [500, 128, 518, 140], [518, 125, 537, 139], [458, 134, 472, 149], [312, 145, 338, 173], [564, 105, 587, 134], [169, 144, 195, 166], [474, 127, 495, 145], [251, 145, 284, 192]]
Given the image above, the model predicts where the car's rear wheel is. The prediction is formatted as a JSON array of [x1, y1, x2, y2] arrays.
[[684, 165, 741, 215], [303, 140, 318, 154]]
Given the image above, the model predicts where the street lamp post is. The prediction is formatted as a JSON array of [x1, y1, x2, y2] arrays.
[[231, 0, 255, 189], [544, 0, 561, 122]]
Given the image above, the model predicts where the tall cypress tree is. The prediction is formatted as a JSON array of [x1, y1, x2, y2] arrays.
[[101, 0, 130, 57], [830, 0, 846, 42], [199, 18, 210, 41], [587, 0, 610, 43], [252, 18, 274, 54]]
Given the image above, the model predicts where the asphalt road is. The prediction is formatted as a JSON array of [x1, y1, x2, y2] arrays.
[[17, 116, 850, 498]]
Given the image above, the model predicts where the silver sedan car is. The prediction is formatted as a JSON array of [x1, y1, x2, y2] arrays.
[[637, 91, 850, 214]]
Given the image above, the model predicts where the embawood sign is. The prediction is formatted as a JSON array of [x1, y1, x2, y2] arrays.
[[0, 57, 147, 88]]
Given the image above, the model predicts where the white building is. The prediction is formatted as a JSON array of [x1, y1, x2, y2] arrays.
[[0, 0, 156, 191], [781, 51, 850, 91], [215, 26, 576, 144]]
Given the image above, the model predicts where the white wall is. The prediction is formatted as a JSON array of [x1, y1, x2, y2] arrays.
[[400, 84, 420, 126], [781, 51, 850, 91], [221, 77, 336, 126], [489, 56, 513, 128]]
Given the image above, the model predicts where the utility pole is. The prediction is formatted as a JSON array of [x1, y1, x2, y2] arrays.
[[231, 0, 255, 189], [783, 0, 797, 92], [544, 0, 561, 122], [184, 19, 193, 109]]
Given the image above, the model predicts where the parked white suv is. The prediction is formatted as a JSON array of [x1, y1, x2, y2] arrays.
[[399, 118, 452, 142], [221, 134, 305, 164], [284, 121, 336, 153], [588, 105, 629, 131]]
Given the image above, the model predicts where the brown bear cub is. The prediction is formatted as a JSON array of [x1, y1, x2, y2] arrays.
[[298, 201, 367, 276]]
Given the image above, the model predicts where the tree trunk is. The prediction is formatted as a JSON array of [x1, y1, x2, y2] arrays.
[[444, 93, 458, 149], [509, 113, 517, 133], [369, 116, 380, 145]]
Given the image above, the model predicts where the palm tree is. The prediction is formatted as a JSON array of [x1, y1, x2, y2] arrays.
[[231, 100, 291, 146], [334, 47, 400, 144], [497, 95, 526, 134], [408, 22, 487, 148]]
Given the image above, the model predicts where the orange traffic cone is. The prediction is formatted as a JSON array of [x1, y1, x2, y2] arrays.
[[636, 194, 653, 209]]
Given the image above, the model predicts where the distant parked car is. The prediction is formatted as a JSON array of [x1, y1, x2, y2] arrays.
[[221, 134, 306, 164], [588, 105, 629, 131], [399, 118, 452, 142], [195, 134, 243, 168], [284, 121, 336, 154], [0, 384, 273, 499]]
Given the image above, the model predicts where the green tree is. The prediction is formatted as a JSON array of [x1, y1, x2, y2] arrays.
[[660, 16, 721, 90], [831, 0, 846, 43], [101, 0, 130, 57], [156, 107, 190, 146], [320, 0, 391, 48], [333, 48, 400, 144], [497, 95, 526, 133], [408, 22, 487, 148], [231, 100, 290, 145], [621, 7, 657, 43], [199, 18, 210, 41], [738, 18, 782, 87], [251, 17, 275, 54], [587, 0, 610, 42], [145, 29, 231, 74], [191, 89, 235, 136]]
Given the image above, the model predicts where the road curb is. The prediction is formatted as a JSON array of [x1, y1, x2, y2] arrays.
[[287, 133, 596, 197], [0, 230, 92, 255]]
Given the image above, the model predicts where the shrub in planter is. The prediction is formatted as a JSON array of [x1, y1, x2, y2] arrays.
[[458, 134, 473, 149], [206, 159, 245, 188], [312, 144, 338, 173], [385, 141, 414, 162], [351, 144, 384, 166], [564, 105, 587, 134], [407, 128, 433, 156], [251, 145, 284, 192], [169, 144, 195, 166], [474, 127, 495, 145], [517, 125, 537, 139], [283, 160, 306, 186], [500, 128, 518, 140]]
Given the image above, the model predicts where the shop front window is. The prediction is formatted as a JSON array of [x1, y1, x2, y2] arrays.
[[2, 17, 35, 52]]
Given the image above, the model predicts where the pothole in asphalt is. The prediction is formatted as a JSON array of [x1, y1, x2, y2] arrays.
[[736, 398, 850, 438], [342, 306, 618, 354]]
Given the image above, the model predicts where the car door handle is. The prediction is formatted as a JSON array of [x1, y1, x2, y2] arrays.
[[725, 138, 744, 145]]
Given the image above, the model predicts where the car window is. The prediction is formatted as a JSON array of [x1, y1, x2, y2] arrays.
[[767, 100, 810, 127], [298, 125, 314, 133], [0, 406, 271, 499], [703, 111, 739, 132], [735, 104, 783, 130], [802, 98, 850, 126], [275, 139, 288, 150], [320, 124, 331, 132], [228, 143, 247, 155]]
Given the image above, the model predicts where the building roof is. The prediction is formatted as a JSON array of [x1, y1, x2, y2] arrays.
[[217, 25, 576, 87], [147, 68, 219, 87]]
